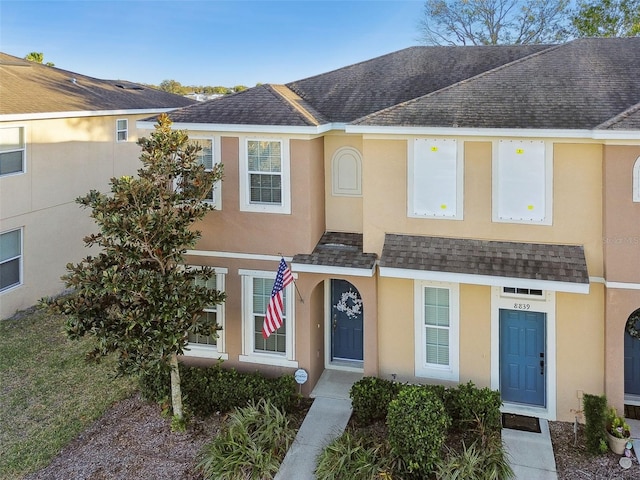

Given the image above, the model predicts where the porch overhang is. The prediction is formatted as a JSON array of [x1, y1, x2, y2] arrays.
[[292, 232, 377, 278], [379, 234, 590, 294]]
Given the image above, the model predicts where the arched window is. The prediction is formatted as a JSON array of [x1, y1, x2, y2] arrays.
[[633, 156, 640, 203]]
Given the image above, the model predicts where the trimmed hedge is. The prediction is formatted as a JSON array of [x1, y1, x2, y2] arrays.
[[139, 361, 298, 416], [349, 376, 401, 425]]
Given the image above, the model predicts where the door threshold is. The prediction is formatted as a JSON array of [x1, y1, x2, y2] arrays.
[[501, 402, 551, 421], [327, 359, 363, 372]]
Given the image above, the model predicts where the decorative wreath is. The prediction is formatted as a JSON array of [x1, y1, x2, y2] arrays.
[[335, 290, 363, 319], [626, 309, 640, 340]]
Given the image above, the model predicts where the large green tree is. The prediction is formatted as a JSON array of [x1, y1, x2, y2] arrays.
[[571, 0, 640, 37], [418, 0, 571, 45], [44, 114, 224, 428]]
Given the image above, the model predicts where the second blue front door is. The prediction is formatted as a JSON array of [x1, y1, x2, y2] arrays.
[[499, 309, 546, 407], [331, 279, 364, 361]]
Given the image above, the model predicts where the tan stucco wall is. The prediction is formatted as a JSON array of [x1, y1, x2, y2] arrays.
[[195, 135, 325, 257], [1, 114, 151, 319]]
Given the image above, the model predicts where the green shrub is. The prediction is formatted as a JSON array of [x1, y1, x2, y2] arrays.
[[315, 431, 395, 480], [437, 436, 514, 480], [387, 385, 451, 478], [138, 362, 297, 416], [350, 376, 401, 425], [583, 393, 608, 454], [446, 382, 502, 433], [197, 399, 296, 480]]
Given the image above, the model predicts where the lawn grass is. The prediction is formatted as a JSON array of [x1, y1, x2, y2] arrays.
[[0, 308, 136, 479]]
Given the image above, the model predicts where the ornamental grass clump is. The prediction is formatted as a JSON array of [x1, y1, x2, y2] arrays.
[[197, 399, 295, 480]]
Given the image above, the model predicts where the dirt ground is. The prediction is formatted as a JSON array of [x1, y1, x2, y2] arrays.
[[24, 395, 640, 480]]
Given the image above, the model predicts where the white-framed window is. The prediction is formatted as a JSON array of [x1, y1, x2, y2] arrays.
[[1, 228, 22, 292], [183, 267, 227, 359], [633, 156, 640, 203], [332, 146, 362, 196], [408, 138, 463, 219], [116, 119, 128, 142], [0, 126, 26, 176], [191, 137, 222, 209], [239, 269, 297, 368], [239, 139, 291, 214], [493, 139, 552, 225], [502, 287, 543, 297], [414, 280, 459, 381]]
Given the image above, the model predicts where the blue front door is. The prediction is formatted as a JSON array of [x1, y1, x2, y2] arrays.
[[625, 330, 640, 395], [331, 279, 364, 361], [500, 309, 546, 407]]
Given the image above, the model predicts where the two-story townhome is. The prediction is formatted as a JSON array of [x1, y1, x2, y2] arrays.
[[150, 37, 636, 423], [0, 53, 195, 319]]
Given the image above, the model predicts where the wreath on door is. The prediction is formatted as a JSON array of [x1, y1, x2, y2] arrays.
[[626, 309, 640, 340], [335, 290, 363, 319]]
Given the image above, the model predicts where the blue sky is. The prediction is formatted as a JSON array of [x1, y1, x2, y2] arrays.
[[0, 0, 424, 87]]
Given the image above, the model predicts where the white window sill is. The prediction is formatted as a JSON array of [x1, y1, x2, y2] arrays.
[[415, 366, 458, 382], [182, 345, 228, 360], [239, 354, 298, 368]]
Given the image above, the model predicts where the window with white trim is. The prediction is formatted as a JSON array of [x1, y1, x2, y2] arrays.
[[183, 267, 227, 359], [408, 138, 463, 219], [494, 139, 552, 224], [239, 269, 297, 367], [502, 287, 543, 297], [0, 127, 25, 176], [239, 139, 291, 214], [414, 281, 459, 381], [633, 156, 640, 203], [191, 137, 221, 208], [116, 119, 128, 142], [1, 228, 22, 292]]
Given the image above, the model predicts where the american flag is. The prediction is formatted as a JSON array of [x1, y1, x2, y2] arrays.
[[262, 258, 294, 339]]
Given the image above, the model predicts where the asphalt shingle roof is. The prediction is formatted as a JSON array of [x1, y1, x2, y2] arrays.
[[0, 53, 195, 115], [354, 38, 640, 130], [380, 234, 589, 285], [293, 232, 377, 271]]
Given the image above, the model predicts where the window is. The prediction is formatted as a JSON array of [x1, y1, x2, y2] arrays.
[[116, 119, 128, 142], [633, 156, 640, 203], [183, 267, 227, 359], [239, 139, 291, 214], [0, 127, 25, 176], [493, 140, 552, 224], [503, 287, 543, 297], [408, 138, 463, 219], [239, 269, 297, 367], [414, 281, 459, 381], [332, 147, 362, 196], [191, 138, 221, 208], [1, 229, 22, 292]]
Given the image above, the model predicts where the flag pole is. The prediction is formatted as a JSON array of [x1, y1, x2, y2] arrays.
[[279, 254, 304, 303]]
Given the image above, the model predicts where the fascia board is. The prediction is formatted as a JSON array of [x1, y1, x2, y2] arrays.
[[0, 108, 179, 122], [291, 262, 376, 277], [379, 266, 590, 294], [138, 121, 345, 135]]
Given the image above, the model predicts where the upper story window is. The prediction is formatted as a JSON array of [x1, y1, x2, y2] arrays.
[[502, 287, 543, 297], [633, 156, 640, 203], [116, 119, 128, 142], [0, 127, 25, 176], [332, 147, 362, 196], [239, 139, 291, 214], [493, 140, 552, 225], [408, 138, 463, 219], [183, 267, 227, 359], [1, 228, 22, 292], [191, 137, 221, 209]]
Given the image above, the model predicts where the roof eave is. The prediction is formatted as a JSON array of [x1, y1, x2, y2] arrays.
[[137, 120, 346, 134], [0, 108, 181, 122]]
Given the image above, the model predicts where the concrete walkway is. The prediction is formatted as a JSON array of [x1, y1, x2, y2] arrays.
[[277, 370, 559, 479], [275, 370, 362, 480]]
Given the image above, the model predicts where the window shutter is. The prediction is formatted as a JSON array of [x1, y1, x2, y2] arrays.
[[498, 140, 545, 221], [412, 139, 457, 217]]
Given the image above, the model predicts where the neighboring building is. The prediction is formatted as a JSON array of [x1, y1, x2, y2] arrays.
[[140, 37, 640, 422], [0, 53, 195, 319]]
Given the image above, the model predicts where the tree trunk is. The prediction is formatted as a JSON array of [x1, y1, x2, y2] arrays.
[[169, 352, 183, 420]]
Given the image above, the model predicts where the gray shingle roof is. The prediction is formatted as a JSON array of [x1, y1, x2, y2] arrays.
[[380, 234, 589, 285], [286, 44, 551, 123], [0, 53, 195, 115], [354, 38, 640, 130], [166, 84, 327, 126], [293, 232, 377, 271]]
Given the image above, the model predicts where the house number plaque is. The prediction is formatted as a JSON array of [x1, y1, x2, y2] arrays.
[[513, 303, 531, 310]]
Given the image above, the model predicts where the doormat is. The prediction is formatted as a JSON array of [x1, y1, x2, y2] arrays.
[[624, 404, 640, 420], [502, 413, 541, 433]]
